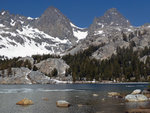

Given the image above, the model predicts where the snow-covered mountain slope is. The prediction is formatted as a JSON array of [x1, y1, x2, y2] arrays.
[[70, 23, 88, 42], [0, 24, 72, 58], [1, 6, 149, 61], [0, 7, 88, 58]]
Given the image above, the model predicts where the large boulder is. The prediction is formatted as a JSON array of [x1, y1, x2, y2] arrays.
[[28, 71, 50, 84], [35, 58, 70, 78], [16, 98, 33, 105], [125, 94, 148, 102], [56, 100, 70, 107]]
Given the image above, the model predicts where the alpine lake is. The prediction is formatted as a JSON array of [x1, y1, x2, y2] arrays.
[[0, 83, 149, 113]]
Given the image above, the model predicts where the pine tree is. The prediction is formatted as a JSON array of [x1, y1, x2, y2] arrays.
[[33, 65, 38, 71], [51, 68, 58, 77]]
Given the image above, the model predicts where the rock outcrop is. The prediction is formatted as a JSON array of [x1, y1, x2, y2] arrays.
[[16, 98, 33, 105], [0, 67, 53, 84], [28, 71, 51, 84], [56, 100, 70, 107], [35, 58, 70, 80]]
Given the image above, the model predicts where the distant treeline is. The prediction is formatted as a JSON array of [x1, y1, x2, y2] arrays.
[[63, 45, 150, 82], [1, 45, 150, 82]]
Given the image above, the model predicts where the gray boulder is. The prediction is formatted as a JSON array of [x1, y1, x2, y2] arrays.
[[125, 94, 148, 102], [0, 67, 32, 84], [28, 71, 50, 84], [35, 58, 69, 76]]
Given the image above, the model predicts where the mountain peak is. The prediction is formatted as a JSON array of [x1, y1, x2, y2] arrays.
[[95, 8, 131, 27], [34, 6, 74, 40], [44, 6, 60, 15], [104, 8, 123, 18]]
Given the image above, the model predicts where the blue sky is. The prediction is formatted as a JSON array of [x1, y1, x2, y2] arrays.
[[0, 0, 150, 27]]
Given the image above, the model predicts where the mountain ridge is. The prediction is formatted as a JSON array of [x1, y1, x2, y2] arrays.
[[0, 6, 149, 60]]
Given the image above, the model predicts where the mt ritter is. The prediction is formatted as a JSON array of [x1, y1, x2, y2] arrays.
[[0, 6, 150, 60]]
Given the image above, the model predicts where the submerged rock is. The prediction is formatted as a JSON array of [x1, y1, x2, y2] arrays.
[[93, 94, 98, 97], [16, 98, 33, 105], [78, 104, 83, 107], [125, 94, 148, 102], [56, 100, 70, 107], [108, 92, 122, 98], [42, 97, 49, 101], [131, 89, 141, 95]]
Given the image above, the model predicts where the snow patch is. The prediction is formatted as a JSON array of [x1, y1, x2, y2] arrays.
[[19, 20, 24, 24], [98, 23, 104, 28], [10, 19, 16, 26], [73, 30, 88, 42], [27, 17, 33, 20], [70, 22, 86, 30], [94, 30, 104, 35], [70, 22, 88, 42], [0, 24, 5, 27], [110, 22, 114, 25], [0, 39, 51, 58], [1, 11, 5, 15]]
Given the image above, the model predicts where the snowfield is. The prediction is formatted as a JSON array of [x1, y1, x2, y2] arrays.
[[70, 22, 88, 42], [0, 21, 88, 58]]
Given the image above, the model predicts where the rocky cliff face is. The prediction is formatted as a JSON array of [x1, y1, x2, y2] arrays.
[[34, 7, 75, 42], [35, 58, 70, 77], [88, 8, 131, 36]]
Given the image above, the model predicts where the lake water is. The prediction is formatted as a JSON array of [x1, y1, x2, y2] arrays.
[[0, 83, 149, 113]]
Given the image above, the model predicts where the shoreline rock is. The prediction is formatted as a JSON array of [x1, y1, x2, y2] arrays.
[[56, 100, 70, 107], [125, 94, 148, 102], [16, 98, 33, 105]]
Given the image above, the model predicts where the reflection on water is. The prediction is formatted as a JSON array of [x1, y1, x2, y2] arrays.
[[0, 83, 149, 113]]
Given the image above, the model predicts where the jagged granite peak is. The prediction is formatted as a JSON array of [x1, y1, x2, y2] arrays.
[[97, 8, 130, 27], [34, 6, 76, 42], [88, 8, 131, 36]]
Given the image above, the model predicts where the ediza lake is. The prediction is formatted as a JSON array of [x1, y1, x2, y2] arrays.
[[0, 83, 149, 113]]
